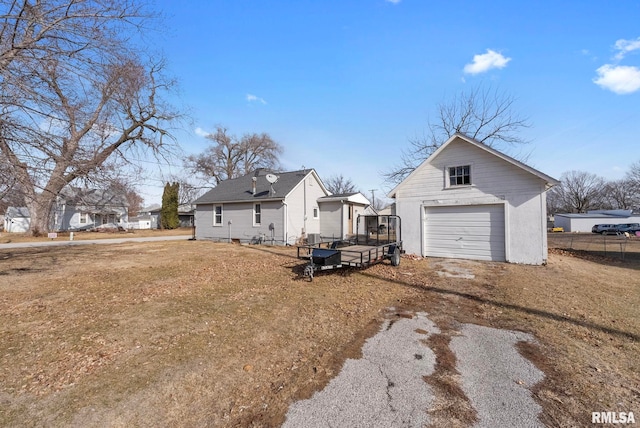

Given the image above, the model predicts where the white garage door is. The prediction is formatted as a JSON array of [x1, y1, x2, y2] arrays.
[[424, 204, 505, 261]]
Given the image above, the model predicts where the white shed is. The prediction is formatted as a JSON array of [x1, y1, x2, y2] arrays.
[[388, 134, 559, 265], [3, 207, 31, 233], [317, 192, 371, 240], [554, 210, 640, 232]]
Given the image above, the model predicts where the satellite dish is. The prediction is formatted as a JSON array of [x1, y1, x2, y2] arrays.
[[266, 173, 278, 184]]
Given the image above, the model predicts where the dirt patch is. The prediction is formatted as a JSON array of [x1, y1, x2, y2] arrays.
[[0, 236, 638, 426]]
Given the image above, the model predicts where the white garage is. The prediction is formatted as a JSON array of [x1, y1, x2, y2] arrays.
[[389, 134, 559, 265], [424, 204, 505, 261]]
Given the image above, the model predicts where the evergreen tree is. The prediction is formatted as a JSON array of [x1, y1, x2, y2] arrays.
[[161, 182, 180, 229]]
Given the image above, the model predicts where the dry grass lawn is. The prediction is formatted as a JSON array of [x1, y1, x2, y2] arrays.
[[0, 227, 191, 244], [0, 234, 638, 427]]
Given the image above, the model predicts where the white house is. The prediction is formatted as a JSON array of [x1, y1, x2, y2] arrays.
[[388, 133, 559, 265], [3, 207, 31, 233], [194, 169, 330, 245], [53, 187, 129, 231], [3, 187, 129, 233], [193, 169, 374, 245]]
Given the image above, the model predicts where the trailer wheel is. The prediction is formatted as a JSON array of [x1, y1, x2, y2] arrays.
[[304, 264, 314, 281], [391, 248, 401, 266]]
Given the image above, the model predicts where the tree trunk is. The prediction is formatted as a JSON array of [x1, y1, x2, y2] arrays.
[[25, 192, 57, 236]]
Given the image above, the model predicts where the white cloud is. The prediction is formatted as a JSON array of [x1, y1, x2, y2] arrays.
[[463, 49, 511, 75], [593, 64, 640, 94], [195, 127, 210, 137], [613, 37, 640, 61], [246, 94, 267, 104]]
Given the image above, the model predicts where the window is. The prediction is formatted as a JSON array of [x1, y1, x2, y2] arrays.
[[449, 165, 471, 186], [254, 203, 261, 226], [313, 207, 319, 219], [79, 212, 88, 224], [213, 205, 223, 226]]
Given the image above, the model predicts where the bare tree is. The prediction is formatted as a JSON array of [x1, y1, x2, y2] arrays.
[[105, 179, 144, 217], [0, 0, 179, 234], [626, 160, 640, 199], [0, 157, 26, 212], [384, 85, 531, 185], [324, 174, 359, 194], [163, 172, 207, 206], [186, 126, 283, 185], [550, 171, 607, 213], [602, 179, 638, 210]]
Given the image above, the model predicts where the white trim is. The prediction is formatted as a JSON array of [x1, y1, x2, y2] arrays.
[[213, 204, 223, 226], [253, 203, 262, 226], [444, 163, 474, 189]]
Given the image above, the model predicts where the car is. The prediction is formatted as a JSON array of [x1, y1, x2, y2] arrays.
[[592, 224, 617, 234], [614, 223, 640, 234]]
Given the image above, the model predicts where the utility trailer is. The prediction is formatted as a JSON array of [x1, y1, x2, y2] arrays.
[[297, 215, 403, 281]]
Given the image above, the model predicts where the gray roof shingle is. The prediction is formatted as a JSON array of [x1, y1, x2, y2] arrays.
[[194, 169, 318, 204], [5, 206, 30, 218]]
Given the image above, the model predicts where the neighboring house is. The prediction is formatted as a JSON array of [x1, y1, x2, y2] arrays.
[[127, 214, 154, 230], [3, 207, 31, 233], [554, 209, 640, 232], [317, 192, 372, 241], [194, 168, 331, 245], [377, 203, 396, 217], [149, 204, 195, 229], [388, 133, 559, 265], [53, 187, 129, 231]]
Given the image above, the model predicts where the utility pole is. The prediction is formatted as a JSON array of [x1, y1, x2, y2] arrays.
[[369, 189, 376, 209]]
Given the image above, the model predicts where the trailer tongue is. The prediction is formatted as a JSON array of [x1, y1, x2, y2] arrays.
[[297, 215, 403, 281]]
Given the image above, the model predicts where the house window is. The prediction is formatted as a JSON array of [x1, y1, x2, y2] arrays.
[[449, 165, 471, 186], [254, 203, 261, 226], [79, 212, 88, 224], [313, 207, 319, 219], [213, 205, 223, 226]]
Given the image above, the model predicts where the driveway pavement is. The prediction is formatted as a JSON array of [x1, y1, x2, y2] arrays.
[[283, 310, 544, 427]]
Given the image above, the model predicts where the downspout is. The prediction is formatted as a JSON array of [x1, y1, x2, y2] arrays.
[[341, 199, 345, 239], [283, 201, 288, 245], [303, 177, 307, 235], [541, 184, 549, 264]]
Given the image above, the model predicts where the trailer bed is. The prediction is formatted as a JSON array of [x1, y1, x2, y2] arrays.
[[296, 215, 403, 280], [297, 243, 397, 267]]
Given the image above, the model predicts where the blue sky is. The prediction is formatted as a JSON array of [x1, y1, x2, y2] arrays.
[[142, 0, 640, 204]]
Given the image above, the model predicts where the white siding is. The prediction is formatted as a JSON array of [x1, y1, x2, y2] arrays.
[[4, 217, 30, 233], [285, 175, 326, 244], [319, 201, 343, 239], [195, 201, 285, 243], [395, 138, 550, 264]]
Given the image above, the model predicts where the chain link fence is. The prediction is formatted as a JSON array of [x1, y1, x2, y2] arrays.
[[548, 233, 640, 262]]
